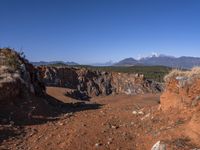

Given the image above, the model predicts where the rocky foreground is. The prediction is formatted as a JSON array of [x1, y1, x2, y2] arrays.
[[1, 86, 200, 150], [1, 48, 200, 150]]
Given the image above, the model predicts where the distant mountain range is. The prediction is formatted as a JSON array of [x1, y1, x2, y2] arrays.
[[31, 61, 79, 66], [32, 54, 200, 69], [114, 58, 141, 66], [114, 54, 200, 69]]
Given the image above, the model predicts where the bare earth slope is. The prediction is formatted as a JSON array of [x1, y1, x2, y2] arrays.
[[0, 87, 160, 150]]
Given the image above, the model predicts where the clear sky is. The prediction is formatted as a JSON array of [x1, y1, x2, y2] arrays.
[[1, 0, 200, 64]]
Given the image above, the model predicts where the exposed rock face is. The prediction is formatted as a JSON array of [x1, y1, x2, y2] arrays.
[[161, 69, 200, 110], [160, 68, 200, 143], [0, 48, 163, 101], [0, 48, 45, 101], [37, 66, 163, 99], [37, 66, 79, 88], [112, 72, 163, 95], [0, 66, 22, 100]]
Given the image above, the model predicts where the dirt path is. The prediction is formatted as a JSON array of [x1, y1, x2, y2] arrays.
[[1, 87, 198, 150]]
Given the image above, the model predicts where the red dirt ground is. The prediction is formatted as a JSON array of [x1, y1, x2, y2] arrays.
[[0, 87, 199, 150]]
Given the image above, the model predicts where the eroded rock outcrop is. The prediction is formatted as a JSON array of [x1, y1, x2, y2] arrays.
[[161, 68, 200, 110], [112, 72, 163, 95], [37, 66, 163, 99], [0, 48, 162, 102], [160, 67, 200, 144], [0, 48, 45, 101]]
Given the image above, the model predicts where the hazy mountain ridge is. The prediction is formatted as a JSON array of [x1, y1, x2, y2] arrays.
[[32, 55, 200, 69], [113, 58, 142, 66], [115, 55, 200, 68], [31, 61, 79, 66]]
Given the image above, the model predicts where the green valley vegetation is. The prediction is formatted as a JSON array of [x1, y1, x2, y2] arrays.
[[75, 65, 172, 82]]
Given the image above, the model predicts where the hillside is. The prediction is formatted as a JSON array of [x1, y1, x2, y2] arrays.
[[114, 58, 140, 66]]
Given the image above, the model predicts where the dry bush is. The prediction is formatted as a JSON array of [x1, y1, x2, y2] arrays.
[[164, 67, 200, 83], [188, 67, 200, 78], [0, 48, 23, 70], [164, 69, 187, 82]]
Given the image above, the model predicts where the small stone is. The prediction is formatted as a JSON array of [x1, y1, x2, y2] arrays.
[[64, 112, 73, 117], [132, 110, 144, 115], [141, 113, 150, 120], [111, 125, 118, 129], [138, 111, 144, 115], [58, 122, 64, 126], [107, 141, 112, 145], [95, 143, 101, 147], [151, 141, 166, 150], [132, 111, 137, 115]]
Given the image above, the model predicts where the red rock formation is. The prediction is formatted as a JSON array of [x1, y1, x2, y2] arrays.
[[160, 68, 200, 143]]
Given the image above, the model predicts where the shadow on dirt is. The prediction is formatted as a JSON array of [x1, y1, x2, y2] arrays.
[[0, 126, 25, 144], [64, 90, 91, 101], [0, 94, 102, 145], [46, 94, 101, 113], [0, 94, 102, 126]]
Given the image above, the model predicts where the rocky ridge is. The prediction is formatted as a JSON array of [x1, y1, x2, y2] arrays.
[[37, 66, 163, 99]]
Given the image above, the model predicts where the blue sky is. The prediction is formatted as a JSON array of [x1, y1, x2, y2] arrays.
[[1, 0, 200, 64]]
